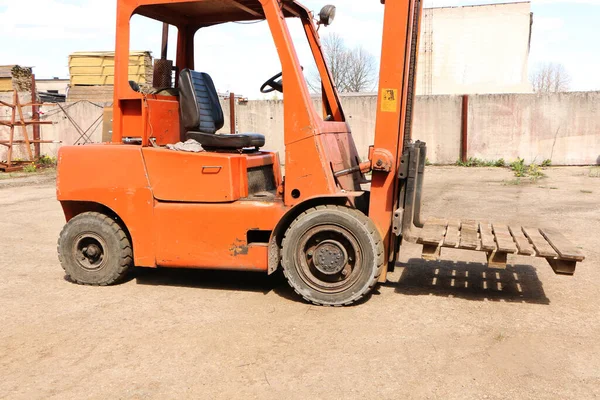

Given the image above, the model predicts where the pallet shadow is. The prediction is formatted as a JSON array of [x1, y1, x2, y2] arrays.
[[133, 267, 287, 295], [388, 258, 550, 305]]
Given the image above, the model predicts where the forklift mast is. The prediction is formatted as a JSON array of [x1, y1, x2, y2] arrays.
[[369, 0, 423, 277]]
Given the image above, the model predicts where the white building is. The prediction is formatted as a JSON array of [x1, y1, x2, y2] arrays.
[[36, 78, 69, 95], [417, 2, 533, 95]]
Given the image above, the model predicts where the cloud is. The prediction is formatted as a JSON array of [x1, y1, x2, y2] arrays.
[[0, 0, 115, 40], [1, 0, 597, 94], [534, 16, 565, 31], [533, 0, 600, 4]]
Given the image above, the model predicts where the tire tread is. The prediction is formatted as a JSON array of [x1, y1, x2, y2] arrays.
[[281, 205, 384, 306], [57, 211, 133, 286]]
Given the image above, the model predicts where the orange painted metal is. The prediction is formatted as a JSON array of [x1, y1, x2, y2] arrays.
[[57, 145, 157, 267], [369, 0, 417, 281], [145, 98, 180, 145], [154, 200, 286, 270], [57, 0, 421, 276], [246, 152, 275, 169], [142, 148, 248, 202]]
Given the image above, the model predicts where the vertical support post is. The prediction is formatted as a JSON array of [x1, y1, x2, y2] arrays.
[[161, 23, 169, 60], [461, 94, 469, 163], [7, 91, 16, 168], [15, 91, 34, 162], [229, 93, 236, 134], [31, 74, 40, 159]]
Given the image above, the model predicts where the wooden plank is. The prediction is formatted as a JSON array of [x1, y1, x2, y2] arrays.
[[492, 224, 517, 253], [522, 227, 558, 258], [540, 228, 585, 261], [419, 218, 448, 245], [0, 165, 23, 172], [479, 222, 496, 252], [508, 225, 535, 255], [443, 219, 461, 248], [459, 220, 479, 250], [547, 258, 577, 275], [488, 251, 507, 269]]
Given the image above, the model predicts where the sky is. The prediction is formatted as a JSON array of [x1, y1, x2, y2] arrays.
[[0, 0, 598, 98]]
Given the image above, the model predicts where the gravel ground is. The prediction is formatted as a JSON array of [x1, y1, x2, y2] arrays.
[[0, 166, 599, 399]]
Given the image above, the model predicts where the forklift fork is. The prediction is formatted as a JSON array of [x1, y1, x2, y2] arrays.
[[392, 141, 584, 274], [395, 140, 427, 242]]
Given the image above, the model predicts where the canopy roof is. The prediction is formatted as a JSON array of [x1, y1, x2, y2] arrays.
[[132, 0, 304, 26]]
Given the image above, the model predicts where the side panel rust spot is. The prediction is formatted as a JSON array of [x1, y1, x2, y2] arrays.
[[230, 239, 249, 256]]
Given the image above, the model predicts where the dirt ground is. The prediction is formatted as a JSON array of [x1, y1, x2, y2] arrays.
[[0, 166, 599, 399]]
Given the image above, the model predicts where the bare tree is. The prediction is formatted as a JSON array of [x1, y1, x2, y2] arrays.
[[309, 33, 377, 93], [321, 33, 350, 90], [345, 47, 377, 92], [530, 63, 571, 93]]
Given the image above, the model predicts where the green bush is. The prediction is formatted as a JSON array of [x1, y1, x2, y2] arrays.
[[23, 163, 37, 173], [510, 158, 526, 177], [541, 159, 552, 167], [506, 158, 546, 181], [456, 158, 504, 167], [527, 163, 546, 182], [38, 155, 57, 167]]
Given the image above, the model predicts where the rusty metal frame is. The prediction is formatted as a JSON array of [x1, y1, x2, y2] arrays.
[[0, 90, 53, 172], [461, 94, 469, 163]]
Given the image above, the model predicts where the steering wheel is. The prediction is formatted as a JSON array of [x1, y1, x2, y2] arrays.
[[260, 71, 283, 94]]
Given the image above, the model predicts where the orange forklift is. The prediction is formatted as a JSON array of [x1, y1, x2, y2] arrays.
[[57, 0, 584, 306]]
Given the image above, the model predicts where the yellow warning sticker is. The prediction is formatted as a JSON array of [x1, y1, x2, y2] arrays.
[[381, 88, 398, 112]]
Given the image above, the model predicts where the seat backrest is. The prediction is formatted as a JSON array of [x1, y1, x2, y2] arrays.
[[178, 69, 224, 134]]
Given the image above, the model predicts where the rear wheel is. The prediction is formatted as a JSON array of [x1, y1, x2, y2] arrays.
[[281, 205, 384, 306], [58, 212, 132, 286]]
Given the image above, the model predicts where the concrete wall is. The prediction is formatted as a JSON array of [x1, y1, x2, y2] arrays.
[[3, 91, 597, 166], [418, 2, 533, 95], [37, 101, 108, 158], [226, 91, 599, 166], [468, 92, 600, 165], [222, 94, 462, 165]]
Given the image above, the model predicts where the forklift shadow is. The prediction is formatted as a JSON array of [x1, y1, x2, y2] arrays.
[[133, 267, 288, 296], [387, 258, 550, 305]]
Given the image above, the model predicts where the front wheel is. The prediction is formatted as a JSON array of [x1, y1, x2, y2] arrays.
[[281, 205, 384, 306], [58, 212, 132, 286]]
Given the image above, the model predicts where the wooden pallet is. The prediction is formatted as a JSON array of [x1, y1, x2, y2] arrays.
[[417, 218, 585, 274]]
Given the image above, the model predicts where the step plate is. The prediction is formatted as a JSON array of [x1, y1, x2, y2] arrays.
[[417, 218, 584, 274]]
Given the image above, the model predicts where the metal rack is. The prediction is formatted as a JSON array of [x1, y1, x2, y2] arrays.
[[0, 90, 53, 172]]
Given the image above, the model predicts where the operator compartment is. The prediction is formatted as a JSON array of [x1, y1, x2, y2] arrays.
[[142, 66, 279, 203]]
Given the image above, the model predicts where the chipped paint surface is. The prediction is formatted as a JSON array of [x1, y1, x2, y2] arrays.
[[230, 239, 249, 256]]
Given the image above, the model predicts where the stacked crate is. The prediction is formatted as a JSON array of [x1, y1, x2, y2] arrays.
[[67, 51, 153, 102]]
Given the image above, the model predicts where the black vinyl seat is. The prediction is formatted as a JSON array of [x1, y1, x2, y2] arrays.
[[178, 69, 265, 150]]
